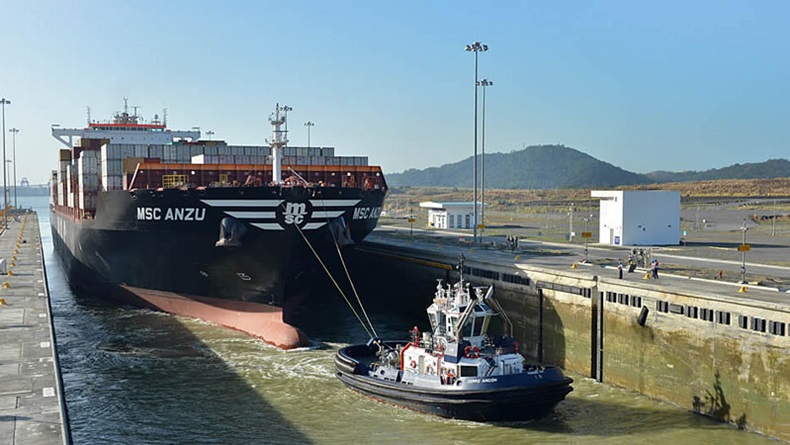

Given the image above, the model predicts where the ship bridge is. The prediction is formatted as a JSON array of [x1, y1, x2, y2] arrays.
[[52, 125, 200, 148]]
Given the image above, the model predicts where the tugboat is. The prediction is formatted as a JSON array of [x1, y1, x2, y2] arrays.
[[334, 256, 573, 421]]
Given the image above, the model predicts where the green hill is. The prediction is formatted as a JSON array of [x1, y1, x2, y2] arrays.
[[387, 145, 790, 189], [644, 159, 790, 183], [388, 145, 649, 189]]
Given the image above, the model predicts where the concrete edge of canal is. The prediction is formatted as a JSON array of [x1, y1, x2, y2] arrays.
[[0, 211, 71, 445]]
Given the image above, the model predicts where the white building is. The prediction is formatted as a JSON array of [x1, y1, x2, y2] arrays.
[[419, 201, 482, 229], [591, 190, 681, 246]]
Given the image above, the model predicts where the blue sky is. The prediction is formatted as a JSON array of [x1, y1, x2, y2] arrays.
[[2, 0, 788, 184]]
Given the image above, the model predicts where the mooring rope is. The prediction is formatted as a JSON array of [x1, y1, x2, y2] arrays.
[[294, 220, 374, 339]]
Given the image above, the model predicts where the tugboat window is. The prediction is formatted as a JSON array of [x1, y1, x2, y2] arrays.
[[460, 366, 478, 377], [473, 317, 485, 336], [462, 319, 474, 337]]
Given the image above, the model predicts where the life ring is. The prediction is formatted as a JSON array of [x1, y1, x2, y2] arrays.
[[410, 360, 417, 369], [464, 346, 480, 359]]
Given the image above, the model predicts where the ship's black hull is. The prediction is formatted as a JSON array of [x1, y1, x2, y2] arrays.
[[51, 185, 387, 318], [335, 342, 573, 421]]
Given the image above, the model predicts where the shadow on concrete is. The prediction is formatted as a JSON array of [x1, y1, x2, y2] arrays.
[[692, 369, 747, 430], [683, 241, 786, 250], [0, 415, 31, 422]]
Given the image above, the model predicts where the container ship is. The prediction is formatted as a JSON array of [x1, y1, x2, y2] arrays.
[[50, 101, 388, 348]]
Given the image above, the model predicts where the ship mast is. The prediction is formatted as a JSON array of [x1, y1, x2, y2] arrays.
[[268, 103, 289, 184]]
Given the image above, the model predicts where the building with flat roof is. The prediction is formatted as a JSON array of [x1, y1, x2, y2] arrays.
[[419, 201, 484, 229], [591, 190, 681, 246]]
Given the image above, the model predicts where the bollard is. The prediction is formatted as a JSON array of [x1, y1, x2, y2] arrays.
[[738, 286, 747, 293], [2, 282, 9, 289], [0, 297, 5, 305], [644, 272, 651, 280], [571, 263, 577, 269]]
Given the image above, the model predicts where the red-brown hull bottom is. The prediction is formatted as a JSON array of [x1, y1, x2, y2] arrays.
[[120, 285, 309, 349]]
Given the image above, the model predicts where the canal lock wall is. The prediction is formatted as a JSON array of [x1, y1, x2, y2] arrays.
[[352, 246, 790, 441]]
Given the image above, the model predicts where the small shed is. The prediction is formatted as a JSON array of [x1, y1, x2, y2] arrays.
[[419, 201, 481, 229], [591, 190, 681, 246]]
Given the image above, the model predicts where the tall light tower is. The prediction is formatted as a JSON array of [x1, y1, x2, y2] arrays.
[[9, 128, 18, 208], [477, 78, 492, 236], [465, 41, 488, 244], [305, 121, 315, 148], [206, 130, 214, 140], [0, 98, 10, 229]]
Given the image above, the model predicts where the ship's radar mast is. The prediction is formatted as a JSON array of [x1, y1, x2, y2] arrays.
[[267, 103, 289, 184]]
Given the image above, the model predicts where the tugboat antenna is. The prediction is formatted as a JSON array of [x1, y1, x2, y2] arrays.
[[457, 254, 466, 284]]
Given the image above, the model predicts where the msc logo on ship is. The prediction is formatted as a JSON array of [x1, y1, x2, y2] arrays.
[[277, 200, 313, 229]]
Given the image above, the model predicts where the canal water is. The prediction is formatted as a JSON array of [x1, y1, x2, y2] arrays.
[[22, 196, 777, 444]]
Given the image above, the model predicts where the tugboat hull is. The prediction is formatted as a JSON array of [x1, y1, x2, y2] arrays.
[[335, 341, 573, 421]]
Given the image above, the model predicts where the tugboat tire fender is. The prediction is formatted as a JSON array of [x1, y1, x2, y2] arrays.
[[464, 346, 480, 359]]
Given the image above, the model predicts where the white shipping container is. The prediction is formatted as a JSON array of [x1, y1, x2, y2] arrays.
[[56, 183, 63, 206], [191, 154, 206, 164]]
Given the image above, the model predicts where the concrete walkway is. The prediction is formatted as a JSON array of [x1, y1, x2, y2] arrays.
[[0, 212, 70, 445]]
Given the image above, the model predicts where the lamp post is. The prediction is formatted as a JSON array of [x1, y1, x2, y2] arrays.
[[477, 78, 492, 238], [465, 41, 488, 244], [0, 98, 9, 230], [740, 219, 748, 284], [568, 203, 574, 241], [206, 130, 214, 141], [583, 213, 593, 262], [9, 128, 18, 209], [305, 121, 315, 148]]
